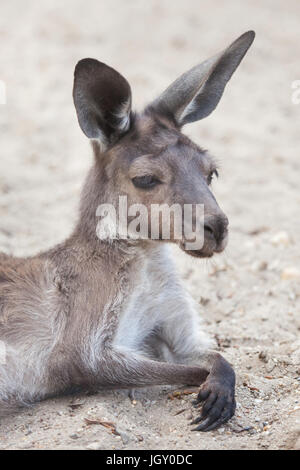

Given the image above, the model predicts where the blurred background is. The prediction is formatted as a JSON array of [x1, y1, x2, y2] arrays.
[[0, 0, 299, 450]]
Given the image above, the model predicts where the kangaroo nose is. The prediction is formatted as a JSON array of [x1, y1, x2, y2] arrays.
[[204, 215, 229, 244]]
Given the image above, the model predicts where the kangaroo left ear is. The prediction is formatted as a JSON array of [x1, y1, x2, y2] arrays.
[[73, 59, 132, 149], [150, 31, 255, 126]]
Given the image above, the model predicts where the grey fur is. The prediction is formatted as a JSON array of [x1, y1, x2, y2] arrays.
[[152, 31, 255, 125], [0, 32, 254, 430]]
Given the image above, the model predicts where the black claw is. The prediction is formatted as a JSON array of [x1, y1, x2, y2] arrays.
[[190, 393, 235, 432], [192, 417, 211, 432], [197, 420, 223, 432], [191, 410, 219, 431], [200, 409, 233, 432], [191, 416, 202, 425]]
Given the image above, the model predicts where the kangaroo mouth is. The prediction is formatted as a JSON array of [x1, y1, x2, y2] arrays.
[[180, 244, 215, 258], [179, 233, 228, 258], [183, 248, 214, 258]]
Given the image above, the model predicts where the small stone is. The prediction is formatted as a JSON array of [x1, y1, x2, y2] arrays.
[[258, 351, 268, 363], [281, 267, 300, 280], [250, 261, 268, 272], [249, 428, 257, 435], [115, 428, 131, 445], [269, 259, 280, 271], [70, 434, 79, 440], [86, 442, 103, 450], [270, 231, 290, 246], [199, 297, 210, 306], [288, 292, 296, 301]]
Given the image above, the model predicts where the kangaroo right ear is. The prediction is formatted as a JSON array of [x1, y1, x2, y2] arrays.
[[73, 59, 132, 147], [150, 31, 255, 126]]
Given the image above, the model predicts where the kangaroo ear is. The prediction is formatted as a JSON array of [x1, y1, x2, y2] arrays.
[[73, 59, 132, 147], [151, 31, 255, 126]]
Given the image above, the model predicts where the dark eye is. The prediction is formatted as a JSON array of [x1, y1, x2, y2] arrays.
[[132, 175, 161, 189], [207, 169, 219, 185]]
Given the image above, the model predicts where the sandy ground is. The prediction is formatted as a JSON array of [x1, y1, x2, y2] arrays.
[[0, 0, 299, 450]]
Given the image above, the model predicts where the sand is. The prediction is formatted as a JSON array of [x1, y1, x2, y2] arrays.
[[0, 0, 299, 450]]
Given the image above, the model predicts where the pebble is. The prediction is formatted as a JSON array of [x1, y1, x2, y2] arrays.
[[281, 267, 300, 280], [268, 259, 280, 271], [250, 261, 268, 272], [86, 442, 104, 450], [270, 231, 290, 246], [118, 431, 130, 445], [258, 351, 268, 363]]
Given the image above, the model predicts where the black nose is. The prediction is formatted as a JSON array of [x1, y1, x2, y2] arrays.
[[204, 215, 228, 244]]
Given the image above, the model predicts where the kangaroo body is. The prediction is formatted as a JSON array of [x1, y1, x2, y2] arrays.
[[0, 245, 212, 408], [0, 31, 255, 431], [0, 242, 211, 412]]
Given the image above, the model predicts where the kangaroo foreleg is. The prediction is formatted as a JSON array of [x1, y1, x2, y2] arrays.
[[98, 348, 235, 431], [156, 309, 236, 431], [99, 348, 209, 389]]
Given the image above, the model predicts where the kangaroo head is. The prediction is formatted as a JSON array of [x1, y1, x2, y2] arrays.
[[73, 31, 255, 258]]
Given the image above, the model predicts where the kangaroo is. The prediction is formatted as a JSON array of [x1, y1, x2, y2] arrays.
[[0, 31, 255, 431]]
